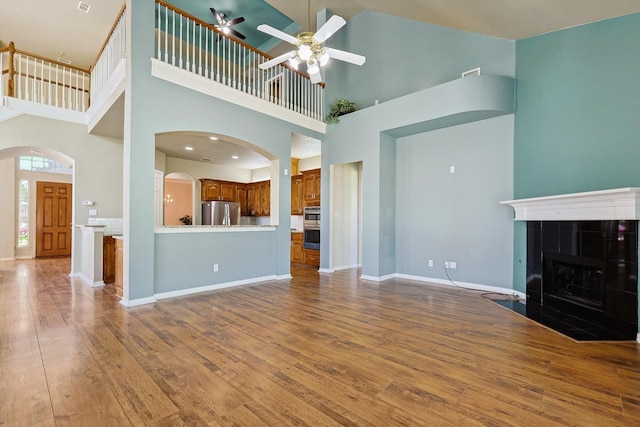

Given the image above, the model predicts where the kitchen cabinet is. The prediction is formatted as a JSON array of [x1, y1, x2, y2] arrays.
[[302, 169, 321, 205], [304, 248, 320, 267], [200, 179, 238, 202], [291, 175, 303, 215], [291, 232, 304, 263], [236, 184, 248, 215], [102, 236, 116, 284], [245, 180, 270, 216], [259, 180, 270, 216], [115, 237, 123, 298]]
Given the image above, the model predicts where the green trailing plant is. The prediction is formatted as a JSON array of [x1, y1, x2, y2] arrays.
[[326, 98, 357, 124], [179, 215, 192, 225]]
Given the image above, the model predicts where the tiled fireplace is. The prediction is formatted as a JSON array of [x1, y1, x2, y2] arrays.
[[502, 188, 640, 341]]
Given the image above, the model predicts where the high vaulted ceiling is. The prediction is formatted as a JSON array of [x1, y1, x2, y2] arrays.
[[2, 1, 639, 169], [2, 1, 639, 70]]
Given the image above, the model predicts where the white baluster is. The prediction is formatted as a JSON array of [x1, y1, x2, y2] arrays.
[[204, 26, 209, 78], [157, 3, 161, 60], [171, 10, 176, 66], [198, 24, 202, 76], [179, 15, 183, 69]]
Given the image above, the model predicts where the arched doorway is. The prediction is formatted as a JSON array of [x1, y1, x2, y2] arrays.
[[0, 146, 74, 261], [163, 173, 195, 225]]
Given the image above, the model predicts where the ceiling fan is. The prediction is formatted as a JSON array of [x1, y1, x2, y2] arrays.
[[256, 1, 365, 84], [210, 7, 246, 40]]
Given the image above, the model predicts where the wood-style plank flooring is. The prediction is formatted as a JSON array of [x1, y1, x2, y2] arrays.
[[1, 257, 639, 426]]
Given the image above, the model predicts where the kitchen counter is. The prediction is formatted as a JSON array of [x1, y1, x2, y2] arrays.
[[155, 225, 276, 234]]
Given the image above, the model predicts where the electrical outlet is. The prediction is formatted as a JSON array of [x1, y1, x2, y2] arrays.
[[444, 261, 450, 269], [450, 261, 457, 269], [428, 259, 433, 267], [213, 264, 219, 272]]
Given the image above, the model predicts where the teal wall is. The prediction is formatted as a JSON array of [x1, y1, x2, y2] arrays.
[[326, 11, 515, 110], [125, 0, 316, 300], [154, 231, 276, 293], [513, 13, 640, 320], [324, 75, 515, 283], [514, 13, 640, 198], [395, 115, 514, 287]]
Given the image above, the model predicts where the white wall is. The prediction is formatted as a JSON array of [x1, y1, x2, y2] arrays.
[[330, 162, 361, 270], [15, 170, 73, 259], [0, 158, 16, 260], [300, 155, 321, 172], [0, 115, 123, 261]]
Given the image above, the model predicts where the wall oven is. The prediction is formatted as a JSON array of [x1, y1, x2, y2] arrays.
[[303, 206, 320, 250]]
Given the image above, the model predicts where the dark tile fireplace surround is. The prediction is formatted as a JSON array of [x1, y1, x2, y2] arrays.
[[525, 220, 638, 340]]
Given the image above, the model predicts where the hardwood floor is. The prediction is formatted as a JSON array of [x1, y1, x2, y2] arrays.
[[1, 257, 638, 426]]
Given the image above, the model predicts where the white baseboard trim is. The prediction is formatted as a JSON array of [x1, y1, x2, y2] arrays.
[[318, 268, 334, 274], [0, 257, 16, 262], [120, 296, 158, 308], [331, 264, 360, 272], [154, 275, 276, 301], [637, 333, 640, 344], [395, 273, 526, 300], [15, 256, 34, 260], [74, 272, 105, 288], [276, 274, 292, 280], [360, 273, 396, 282]]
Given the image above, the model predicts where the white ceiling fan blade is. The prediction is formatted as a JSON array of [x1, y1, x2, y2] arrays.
[[326, 48, 366, 66], [257, 24, 299, 45], [312, 15, 346, 43], [259, 51, 296, 70], [309, 69, 323, 84]]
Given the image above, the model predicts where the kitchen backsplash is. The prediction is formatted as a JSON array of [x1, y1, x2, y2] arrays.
[[87, 217, 123, 235]]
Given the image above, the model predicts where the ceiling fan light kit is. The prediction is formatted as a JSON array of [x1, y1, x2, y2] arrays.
[[256, 2, 365, 84]]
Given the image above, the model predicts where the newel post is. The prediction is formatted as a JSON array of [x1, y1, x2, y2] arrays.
[[7, 41, 15, 97]]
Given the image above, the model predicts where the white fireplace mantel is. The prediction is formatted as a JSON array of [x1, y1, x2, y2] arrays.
[[500, 188, 640, 221]]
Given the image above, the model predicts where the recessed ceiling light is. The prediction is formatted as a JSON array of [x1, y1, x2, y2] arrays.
[[232, 155, 239, 160], [209, 136, 218, 140], [185, 146, 194, 151], [77, 1, 91, 13]]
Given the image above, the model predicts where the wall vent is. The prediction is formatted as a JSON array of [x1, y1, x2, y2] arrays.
[[57, 57, 72, 65], [77, 1, 92, 13]]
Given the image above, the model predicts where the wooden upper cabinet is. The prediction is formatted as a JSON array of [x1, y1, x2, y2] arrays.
[[260, 181, 270, 216], [291, 175, 303, 215], [302, 169, 321, 204], [220, 182, 236, 201], [200, 179, 241, 202], [200, 178, 270, 216], [236, 184, 248, 215]]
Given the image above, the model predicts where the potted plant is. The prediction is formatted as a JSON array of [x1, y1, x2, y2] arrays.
[[326, 98, 357, 124], [178, 215, 192, 225]]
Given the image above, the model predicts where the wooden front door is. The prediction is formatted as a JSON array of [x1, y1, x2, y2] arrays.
[[36, 181, 72, 257]]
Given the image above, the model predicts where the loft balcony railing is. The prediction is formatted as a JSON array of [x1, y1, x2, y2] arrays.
[[90, 3, 127, 103], [155, 0, 324, 121], [1, 1, 322, 122], [0, 42, 90, 112]]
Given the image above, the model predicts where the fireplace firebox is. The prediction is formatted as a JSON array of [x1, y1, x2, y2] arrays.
[[527, 220, 638, 339]]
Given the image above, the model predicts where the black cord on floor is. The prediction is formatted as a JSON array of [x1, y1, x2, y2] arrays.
[[444, 266, 520, 302]]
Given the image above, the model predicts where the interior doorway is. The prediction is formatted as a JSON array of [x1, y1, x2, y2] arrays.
[[36, 181, 72, 257], [163, 173, 195, 225], [329, 161, 362, 270]]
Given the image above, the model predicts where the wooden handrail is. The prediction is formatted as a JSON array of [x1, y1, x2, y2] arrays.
[[13, 71, 90, 93], [156, 0, 324, 87], [90, 2, 126, 71], [13, 48, 90, 74]]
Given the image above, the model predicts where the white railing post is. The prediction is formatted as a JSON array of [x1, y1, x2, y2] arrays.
[[153, 1, 324, 121]]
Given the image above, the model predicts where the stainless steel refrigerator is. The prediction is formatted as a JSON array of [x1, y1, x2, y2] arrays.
[[201, 201, 240, 225]]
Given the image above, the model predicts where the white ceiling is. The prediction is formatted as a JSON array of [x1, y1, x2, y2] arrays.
[[2, 1, 639, 169], [3, 1, 639, 74]]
